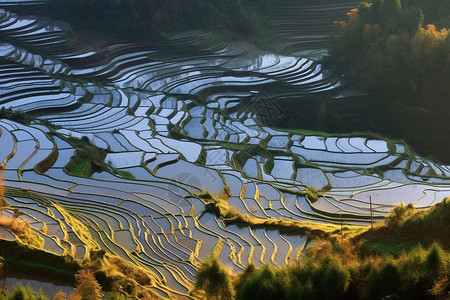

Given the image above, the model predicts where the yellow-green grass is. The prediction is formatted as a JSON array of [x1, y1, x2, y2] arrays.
[[196, 189, 368, 240]]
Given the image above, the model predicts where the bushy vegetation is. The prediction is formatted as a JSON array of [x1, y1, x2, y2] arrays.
[[329, 0, 450, 108], [194, 200, 450, 300], [364, 197, 450, 249], [195, 239, 450, 300], [64, 136, 107, 177], [0, 108, 34, 125], [86, 254, 158, 298], [194, 256, 234, 300], [0, 283, 48, 300], [0, 280, 136, 300], [71, 269, 104, 300], [39, 0, 271, 42]]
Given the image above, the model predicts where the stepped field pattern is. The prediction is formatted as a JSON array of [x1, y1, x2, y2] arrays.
[[0, 2, 450, 298]]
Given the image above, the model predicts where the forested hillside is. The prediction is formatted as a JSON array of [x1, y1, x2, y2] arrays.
[[38, 0, 270, 40], [329, 0, 450, 108], [323, 0, 450, 162]]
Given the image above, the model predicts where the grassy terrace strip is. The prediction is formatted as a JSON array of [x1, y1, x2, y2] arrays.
[[0, 3, 449, 298]]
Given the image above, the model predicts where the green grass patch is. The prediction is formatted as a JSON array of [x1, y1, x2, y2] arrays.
[[362, 240, 415, 255], [111, 168, 135, 180], [63, 136, 108, 177]]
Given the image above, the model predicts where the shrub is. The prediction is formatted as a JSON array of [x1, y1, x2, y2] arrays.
[[424, 242, 446, 279], [398, 245, 427, 295], [236, 264, 291, 300], [377, 261, 401, 298], [386, 203, 415, 228], [320, 258, 351, 300], [234, 263, 256, 292], [195, 257, 234, 300], [421, 198, 450, 228]]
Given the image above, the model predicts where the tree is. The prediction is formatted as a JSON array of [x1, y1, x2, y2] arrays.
[[71, 269, 103, 300], [237, 264, 291, 300], [382, 0, 402, 30], [53, 291, 67, 300], [8, 283, 49, 300], [195, 257, 234, 300], [401, 7, 424, 36]]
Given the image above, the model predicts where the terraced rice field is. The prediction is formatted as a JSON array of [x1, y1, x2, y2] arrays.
[[0, 3, 449, 298], [269, 1, 360, 57]]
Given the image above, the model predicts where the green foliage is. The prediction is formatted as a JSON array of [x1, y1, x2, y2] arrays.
[[386, 203, 416, 227], [237, 264, 291, 300], [320, 258, 351, 299], [125, 108, 134, 116], [110, 168, 135, 180], [195, 256, 234, 300], [0, 108, 33, 125], [420, 198, 450, 227], [235, 256, 351, 300], [63, 136, 107, 177], [424, 242, 446, 278], [362, 240, 415, 255], [329, 0, 450, 109], [376, 261, 401, 298], [2, 283, 49, 300], [382, 198, 450, 249], [229, 237, 450, 300]]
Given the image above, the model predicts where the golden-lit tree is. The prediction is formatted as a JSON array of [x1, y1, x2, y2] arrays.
[[71, 269, 104, 300]]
